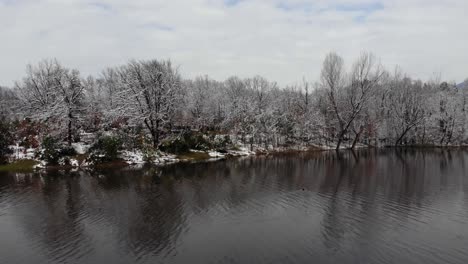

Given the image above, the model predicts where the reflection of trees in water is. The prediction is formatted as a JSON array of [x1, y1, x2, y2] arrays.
[[318, 151, 357, 253], [157, 157, 309, 212], [312, 149, 468, 256], [73, 167, 188, 260], [1, 149, 467, 262], [4, 170, 92, 263], [1, 168, 188, 262]]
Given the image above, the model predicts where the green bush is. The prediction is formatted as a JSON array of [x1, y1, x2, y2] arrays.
[[142, 146, 158, 162], [60, 146, 77, 157], [184, 133, 212, 150], [212, 135, 232, 150], [0, 119, 13, 165], [159, 137, 190, 154], [89, 135, 122, 163], [159, 131, 213, 154], [158, 132, 234, 154], [41, 136, 61, 165]]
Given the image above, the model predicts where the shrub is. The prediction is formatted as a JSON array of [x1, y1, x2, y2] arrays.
[[212, 135, 232, 150], [60, 146, 77, 157], [159, 137, 190, 154], [158, 132, 235, 154], [183, 133, 212, 150], [142, 146, 158, 162], [41, 136, 61, 165], [15, 119, 41, 149], [89, 135, 122, 163], [159, 131, 212, 154], [0, 119, 13, 164]]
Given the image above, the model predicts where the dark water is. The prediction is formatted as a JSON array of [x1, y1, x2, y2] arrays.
[[1, 149, 468, 264]]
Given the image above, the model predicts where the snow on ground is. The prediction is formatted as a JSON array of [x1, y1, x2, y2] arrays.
[[153, 154, 179, 165], [70, 159, 79, 167], [8, 145, 36, 160], [208, 151, 225, 158], [33, 161, 47, 169], [121, 150, 145, 165], [6, 140, 328, 170], [72, 143, 91, 155], [121, 150, 180, 165], [227, 147, 255, 156]]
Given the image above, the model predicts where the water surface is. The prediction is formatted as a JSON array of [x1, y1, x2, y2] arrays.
[[1, 149, 468, 264]]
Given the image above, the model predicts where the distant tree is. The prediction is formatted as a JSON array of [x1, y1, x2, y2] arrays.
[[386, 71, 427, 146], [7, 52, 468, 152], [0, 86, 18, 119], [320, 52, 383, 150], [347, 52, 385, 149], [186, 76, 223, 131]]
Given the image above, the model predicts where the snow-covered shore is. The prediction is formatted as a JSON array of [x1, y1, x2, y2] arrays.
[[4, 143, 260, 170], [5, 141, 466, 172], [3, 138, 376, 169]]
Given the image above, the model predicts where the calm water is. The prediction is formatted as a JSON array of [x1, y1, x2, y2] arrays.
[[1, 149, 468, 264]]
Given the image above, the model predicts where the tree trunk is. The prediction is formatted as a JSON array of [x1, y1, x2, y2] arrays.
[[336, 134, 343, 151], [144, 118, 159, 148], [155, 120, 160, 147], [351, 126, 363, 150], [67, 112, 73, 146], [395, 126, 412, 147]]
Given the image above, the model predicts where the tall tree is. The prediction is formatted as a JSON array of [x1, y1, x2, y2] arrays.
[[16, 59, 84, 145], [114, 59, 183, 147]]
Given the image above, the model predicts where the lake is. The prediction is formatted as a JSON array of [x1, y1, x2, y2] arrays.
[[1, 149, 468, 264]]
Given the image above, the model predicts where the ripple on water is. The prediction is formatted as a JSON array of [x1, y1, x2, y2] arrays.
[[0, 149, 468, 264]]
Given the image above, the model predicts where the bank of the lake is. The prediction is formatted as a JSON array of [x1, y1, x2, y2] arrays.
[[3, 143, 468, 173]]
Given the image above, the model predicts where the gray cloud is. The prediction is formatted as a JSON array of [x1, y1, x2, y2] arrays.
[[1, 0, 467, 86]]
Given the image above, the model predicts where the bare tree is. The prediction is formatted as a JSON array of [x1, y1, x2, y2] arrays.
[[347, 52, 385, 149], [16, 59, 84, 145], [114, 59, 183, 147], [386, 72, 427, 146], [320, 52, 384, 150], [7, 53, 468, 154], [320, 52, 346, 150]]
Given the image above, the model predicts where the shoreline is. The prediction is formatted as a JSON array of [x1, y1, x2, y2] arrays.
[[2, 144, 468, 173]]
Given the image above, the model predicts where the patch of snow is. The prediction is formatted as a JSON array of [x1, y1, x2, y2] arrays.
[[25, 148, 36, 159], [72, 143, 90, 155], [153, 153, 179, 164], [33, 161, 47, 170], [70, 159, 79, 167], [121, 150, 145, 165], [81, 160, 92, 167], [208, 151, 225, 158], [227, 147, 255, 156]]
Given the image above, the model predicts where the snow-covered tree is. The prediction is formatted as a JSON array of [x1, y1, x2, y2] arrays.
[[319, 52, 384, 150], [112, 59, 183, 147], [16, 59, 84, 145]]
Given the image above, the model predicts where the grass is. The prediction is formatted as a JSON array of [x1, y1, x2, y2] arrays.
[[0, 159, 39, 172], [176, 151, 211, 161]]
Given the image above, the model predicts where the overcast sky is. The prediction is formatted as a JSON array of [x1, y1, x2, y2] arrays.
[[1, 0, 467, 86]]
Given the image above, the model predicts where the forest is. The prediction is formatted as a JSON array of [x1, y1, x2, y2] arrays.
[[1, 52, 467, 166]]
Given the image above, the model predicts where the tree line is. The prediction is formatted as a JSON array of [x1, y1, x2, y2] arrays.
[[0, 52, 467, 159]]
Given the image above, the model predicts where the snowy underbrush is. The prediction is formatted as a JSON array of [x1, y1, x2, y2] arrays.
[[233, 141, 327, 154], [3, 133, 333, 170], [6, 144, 255, 170], [121, 150, 179, 165]]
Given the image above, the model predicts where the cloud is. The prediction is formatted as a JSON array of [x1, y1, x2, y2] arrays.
[[87, 1, 113, 12], [0, 0, 467, 87]]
